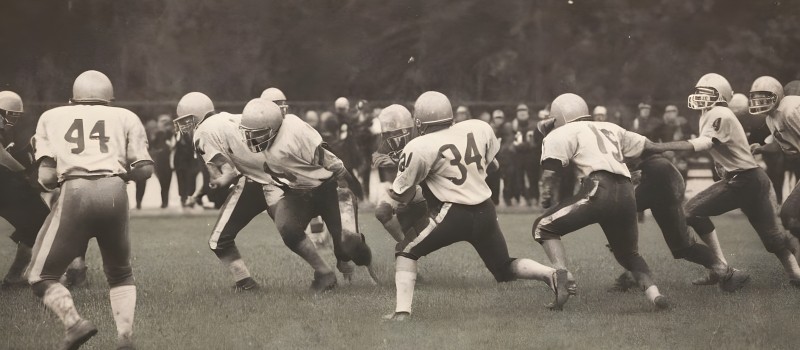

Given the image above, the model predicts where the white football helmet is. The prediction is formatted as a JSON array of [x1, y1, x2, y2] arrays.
[[240, 99, 283, 152], [550, 93, 590, 128], [0, 91, 23, 127], [748, 76, 783, 115], [261, 87, 288, 115], [377, 104, 414, 162], [728, 93, 749, 117], [175, 92, 214, 134], [688, 73, 732, 110], [413, 91, 453, 135], [72, 70, 114, 104]]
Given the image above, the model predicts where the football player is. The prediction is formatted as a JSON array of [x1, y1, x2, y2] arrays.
[[383, 91, 569, 321], [533, 93, 668, 310], [647, 74, 800, 286], [372, 104, 429, 247], [235, 99, 377, 291], [174, 92, 266, 291], [0, 91, 51, 287], [749, 77, 800, 274], [29, 70, 152, 349]]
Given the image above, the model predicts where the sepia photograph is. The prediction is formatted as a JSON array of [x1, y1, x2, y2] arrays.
[[1, 0, 799, 349]]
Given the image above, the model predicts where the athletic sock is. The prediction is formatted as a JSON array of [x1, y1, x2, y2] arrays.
[[395, 257, 417, 313], [510, 258, 555, 284], [293, 238, 333, 274], [776, 249, 800, 279], [644, 285, 661, 303], [42, 283, 82, 329], [700, 230, 728, 265], [109, 285, 137, 341], [224, 259, 252, 283]]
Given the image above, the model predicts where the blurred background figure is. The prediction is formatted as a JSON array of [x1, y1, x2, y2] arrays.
[[630, 100, 663, 140], [478, 110, 491, 123], [537, 106, 550, 120], [510, 103, 539, 206], [304, 110, 320, 130], [491, 109, 518, 206], [353, 100, 375, 199], [455, 105, 471, 123], [135, 119, 159, 209], [151, 114, 176, 208], [593, 105, 607, 121], [173, 123, 199, 208]]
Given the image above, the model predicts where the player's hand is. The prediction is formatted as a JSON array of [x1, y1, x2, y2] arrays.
[[210, 173, 235, 189], [382, 311, 410, 321], [750, 143, 762, 155]]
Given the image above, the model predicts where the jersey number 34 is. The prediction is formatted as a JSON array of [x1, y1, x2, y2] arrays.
[[438, 132, 483, 185], [64, 119, 110, 154]]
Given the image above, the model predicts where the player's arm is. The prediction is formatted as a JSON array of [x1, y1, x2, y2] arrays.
[[539, 158, 562, 209], [124, 113, 155, 182], [207, 154, 237, 189], [389, 148, 429, 205], [643, 138, 698, 154], [319, 144, 362, 193], [35, 156, 58, 191], [751, 140, 781, 155]]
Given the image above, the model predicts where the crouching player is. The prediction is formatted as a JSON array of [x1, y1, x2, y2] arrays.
[[383, 91, 569, 321], [533, 93, 669, 310], [29, 70, 152, 349], [237, 99, 377, 291], [0, 90, 50, 287], [372, 104, 429, 249]]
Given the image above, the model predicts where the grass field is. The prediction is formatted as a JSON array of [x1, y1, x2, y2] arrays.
[[1, 210, 799, 350]]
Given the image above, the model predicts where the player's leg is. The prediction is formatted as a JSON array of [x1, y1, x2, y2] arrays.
[[1, 177, 50, 286], [208, 177, 268, 290], [28, 181, 97, 349], [763, 152, 785, 203], [685, 179, 741, 276], [527, 161, 540, 206], [600, 180, 668, 309], [155, 161, 172, 208], [269, 188, 336, 291], [780, 182, 800, 239], [470, 200, 569, 310], [740, 169, 800, 284]]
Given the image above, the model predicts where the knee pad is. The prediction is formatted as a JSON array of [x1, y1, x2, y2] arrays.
[[31, 280, 56, 298], [375, 202, 394, 224], [342, 233, 372, 266], [104, 265, 134, 288]]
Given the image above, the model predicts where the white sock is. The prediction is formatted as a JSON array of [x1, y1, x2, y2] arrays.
[[701, 230, 728, 265], [395, 257, 417, 314], [42, 283, 81, 329], [226, 259, 252, 282], [777, 249, 800, 279], [510, 258, 556, 284], [644, 285, 661, 302], [110, 285, 137, 341]]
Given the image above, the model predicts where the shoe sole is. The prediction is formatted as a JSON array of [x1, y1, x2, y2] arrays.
[[64, 324, 97, 350], [548, 269, 570, 311], [653, 296, 670, 310]]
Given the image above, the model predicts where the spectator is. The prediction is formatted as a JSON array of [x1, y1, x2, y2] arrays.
[[173, 125, 199, 208], [478, 111, 491, 123], [630, 101, 664, 140], [134, 119, 159, 209], [593, 105, 607, 122], [484, 110, 503, 204], [510, 104, 539, 206], [320, 112, 364, 199], [491, 109, 518, 206], [150, 114, 176, 208], [353, 100, 375, 198], [455, 105, 470, 123], [304, 110, 320, 130]]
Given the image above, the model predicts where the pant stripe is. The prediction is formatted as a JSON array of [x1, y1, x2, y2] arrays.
[[534, 179, 598, 239], [403, 202, 451, 254], [209, 177, 246, 250], [28, 186, 67, 283]]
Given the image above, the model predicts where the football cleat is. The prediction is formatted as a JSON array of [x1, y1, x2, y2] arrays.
[[608, 271, 637, 292], [336, 260, 355, 283], [1, 275, 28, 288], [382, 311, 410, 321], [61, 266, 88, 289], [691, 270, 719, 286], [116, 336, 135, 350], [718, 268, 750, 292], [59, 319, 97, 350], [310, 271, 337, 293], [653, 295, 670, 310], [546, 269, 570, 311], [234, 277, 260, 291]]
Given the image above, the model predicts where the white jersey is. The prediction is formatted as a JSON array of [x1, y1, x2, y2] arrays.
[[392, 120, 498, 205], [766, 96, 800, 156], [34, 104, 151, 180], [541, 121, 646, 178], [687, 106, 759, 172], [234, 114, 338, 189]]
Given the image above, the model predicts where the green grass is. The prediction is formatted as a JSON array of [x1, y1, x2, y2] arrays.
[[1, 211, 799, 350]]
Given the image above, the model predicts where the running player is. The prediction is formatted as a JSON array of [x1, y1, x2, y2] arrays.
[[533, 93, 669, 310], [383, 91, 569, 321], [29, 70, 152, 349]]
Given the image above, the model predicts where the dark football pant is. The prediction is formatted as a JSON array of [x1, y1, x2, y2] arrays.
[[208, 177, 270, 262], [396, 199, 517, 282], [781, 182, 800, 238], [28, 177, 133, 295], [0, 169, 50, 248], [636, 157, 718, 268], [686, 167, 790, 253], [763, 152, 785, 203], [268, 180, 349, 262], [533, 171, 652, 283]]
